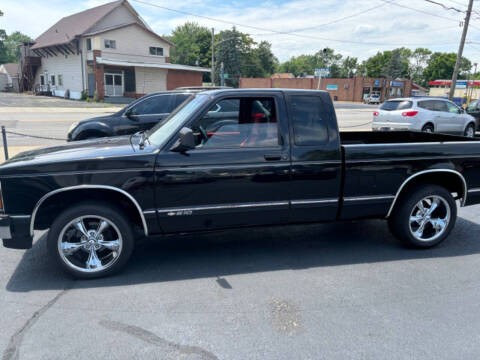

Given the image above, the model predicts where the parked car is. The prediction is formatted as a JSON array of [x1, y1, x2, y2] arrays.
[[466, 99, 480, 130], [372, 97, 476, 137], [364, 94, 381, 104], [67, 91, 197, 141], [2, 89, 480, 278]]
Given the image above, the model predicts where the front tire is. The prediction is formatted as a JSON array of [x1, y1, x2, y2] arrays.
[[388, 185, 457, 248], [47, 202, 135, 279]]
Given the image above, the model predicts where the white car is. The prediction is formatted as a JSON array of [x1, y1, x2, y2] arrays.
[[372, 97, 476, 137], [364, 94, 380, 104]]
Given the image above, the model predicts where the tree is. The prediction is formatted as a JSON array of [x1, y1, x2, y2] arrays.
[[277, 47, 343, 77], [382, 48, 411, 79], [0, 9, 9, 64], [422, 52, 471, 84], [409, 48, 432, 86], [338, 56, 358, 78], [251, 41, 278, 77], [4, 31, 33, 62], [215, 27, 244, 87], [168, 22, 212, 81]]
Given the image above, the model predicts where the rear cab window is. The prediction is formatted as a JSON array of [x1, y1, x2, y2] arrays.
[[380, 100, 413, 111], [290, 95, 328, 146]]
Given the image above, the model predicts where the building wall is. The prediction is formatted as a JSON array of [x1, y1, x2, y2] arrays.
[[135, 66, 167, 94], [166, 70, 203, 90], [429, 86, 480, 100], [88, 5, 139, 33], [239, 76, 412, 102], [34, 51, 84, 95], [86, 24, 170, 64]]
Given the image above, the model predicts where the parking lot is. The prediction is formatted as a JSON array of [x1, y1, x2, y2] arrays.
[[2, 205, 480, 359], [2, 93, 480, 360]]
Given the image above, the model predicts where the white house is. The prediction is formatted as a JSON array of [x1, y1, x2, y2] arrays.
[[28, 0, 208, 100], [0, 63, 20, 92]]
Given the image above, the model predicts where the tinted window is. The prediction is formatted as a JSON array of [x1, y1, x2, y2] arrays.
[[192, 97, 278, 149], [174, 94, 192, 108], [467, 101, 478, 111], [380, 100, 412, 111], [291, 95, 328, 146], [130, 95, 172, 115], [418, 100, 433, 111], [432, 100, 448, 112]]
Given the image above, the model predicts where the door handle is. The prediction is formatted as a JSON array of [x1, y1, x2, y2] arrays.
[[264, 154, 282, 161]]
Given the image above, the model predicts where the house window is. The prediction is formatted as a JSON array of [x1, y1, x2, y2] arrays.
[[86, 38, 92, 51], [50, 75, 55, 86], [149, 47, 163, 56], [104, 39, 116, 49], [58, 74, 63, 86], [40, 75, 45, 86]]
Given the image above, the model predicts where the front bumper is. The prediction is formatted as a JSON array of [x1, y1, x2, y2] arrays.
[[0, 215, 33, 249]]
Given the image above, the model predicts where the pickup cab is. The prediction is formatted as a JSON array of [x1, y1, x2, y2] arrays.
[[1, 89, 480, 278]]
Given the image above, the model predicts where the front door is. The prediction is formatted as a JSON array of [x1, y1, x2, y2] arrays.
[[104, 71, 123, 97], [154, 93, 291, 233]]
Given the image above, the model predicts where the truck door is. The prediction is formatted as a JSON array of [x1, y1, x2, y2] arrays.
[[287, 93, 342, 223], [153, 92, 291, 233]]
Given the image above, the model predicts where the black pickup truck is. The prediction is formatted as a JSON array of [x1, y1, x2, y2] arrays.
[[1, 89, 480, 278]]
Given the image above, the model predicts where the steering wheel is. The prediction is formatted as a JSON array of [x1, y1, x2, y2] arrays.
[[199, 126, 209, 144]]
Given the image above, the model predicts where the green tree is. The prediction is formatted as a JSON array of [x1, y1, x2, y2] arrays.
[[215, 27, 245, 87], [277, 48, 343, 77], [382, 48, 411, 78], [338, 56, 358, 78], [0, 9, 9, 64], [362, 51, 392, 77], [410, 48, 432, 86], [422, 52, 471, 84], [4, 31, 33, 62], [251, 41, 278, 77]]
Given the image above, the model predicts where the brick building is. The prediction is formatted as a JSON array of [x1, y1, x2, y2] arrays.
[[239, 76, 413, 102]]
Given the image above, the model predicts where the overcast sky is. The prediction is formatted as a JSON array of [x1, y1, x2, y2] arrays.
[[2, 0, 480, 63]]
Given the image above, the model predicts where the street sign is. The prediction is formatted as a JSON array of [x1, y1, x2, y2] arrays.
[[223, 74, 229, 79], [314, 67, 330, 78]]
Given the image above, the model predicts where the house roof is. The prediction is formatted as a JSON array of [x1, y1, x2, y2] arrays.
[[31, 0, 169, 50], [1, 63, 19, 76]]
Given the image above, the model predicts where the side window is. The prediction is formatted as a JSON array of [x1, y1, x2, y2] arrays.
[[291, 95, 328, 146], [418, 100, 433, 111], [130, 95, 172, 115], [174, 94, 192, 109], [446, 102, 460, 114], [432, 101, 448, 112], [190, 97, 279, 149], [468, 101, 478, 111]]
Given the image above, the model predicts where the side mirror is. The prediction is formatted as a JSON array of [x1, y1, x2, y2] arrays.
[[125, 108, 137, 120], [171, 127, 195, 153]]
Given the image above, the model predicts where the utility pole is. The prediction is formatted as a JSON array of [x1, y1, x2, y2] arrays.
[[211, 28, 215, 87], [449, 0, 473, 100]]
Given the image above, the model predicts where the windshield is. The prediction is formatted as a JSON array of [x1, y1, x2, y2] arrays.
[[380, 100, 412, 111], [147, 94, 210, 147]]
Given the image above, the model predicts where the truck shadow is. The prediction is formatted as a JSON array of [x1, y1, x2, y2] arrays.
[[6, 216, 480, 292]]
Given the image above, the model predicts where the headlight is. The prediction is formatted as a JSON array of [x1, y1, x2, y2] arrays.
[[68, 122, 79, 133]]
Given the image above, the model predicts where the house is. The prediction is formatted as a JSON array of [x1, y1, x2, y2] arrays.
[[0, 63, 20, 92], [25, 0, 209, 100]]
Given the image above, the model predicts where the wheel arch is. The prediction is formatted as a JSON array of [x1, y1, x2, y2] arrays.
[[386, 169, 467, 218], [30, 185, 148, 237]]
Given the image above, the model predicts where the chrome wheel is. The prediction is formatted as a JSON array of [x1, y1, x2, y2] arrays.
[[58, 215, 123, 273], [409, 195, 451, 242]]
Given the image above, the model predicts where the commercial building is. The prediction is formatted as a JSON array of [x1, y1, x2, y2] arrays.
[[239, 76, 413, 102], [428, 80, 480, 100]]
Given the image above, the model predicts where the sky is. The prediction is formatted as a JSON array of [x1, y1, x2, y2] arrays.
[[2, 0, 480, 64]]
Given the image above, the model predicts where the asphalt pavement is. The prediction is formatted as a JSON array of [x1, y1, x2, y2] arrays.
[[2, 205, 480, 359]]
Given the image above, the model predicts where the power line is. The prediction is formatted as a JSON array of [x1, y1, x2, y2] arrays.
[[422, 0, 466, 13], [131, 0, 466, 47]]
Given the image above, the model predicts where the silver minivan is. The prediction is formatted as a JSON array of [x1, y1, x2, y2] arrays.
[[372, 97, 476, 137]]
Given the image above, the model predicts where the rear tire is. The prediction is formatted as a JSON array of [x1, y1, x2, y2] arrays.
[[47, 201, 135, 279], [464, 123, 475, 138], [388, 185, 456, 248], [422, 124, 434, 133]]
